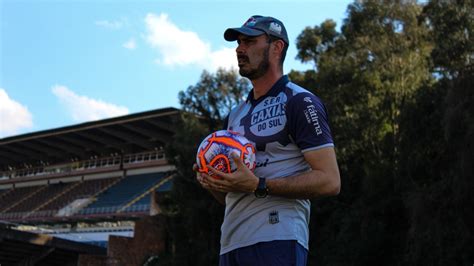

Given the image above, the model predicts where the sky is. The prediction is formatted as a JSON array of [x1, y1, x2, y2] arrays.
[[0, 0, 352, 138]]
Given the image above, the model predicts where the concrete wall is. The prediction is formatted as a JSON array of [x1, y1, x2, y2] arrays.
[[78, 214, 168, 266]]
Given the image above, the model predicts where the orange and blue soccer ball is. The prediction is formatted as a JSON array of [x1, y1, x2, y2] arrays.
[[196, 130, 256, 176]]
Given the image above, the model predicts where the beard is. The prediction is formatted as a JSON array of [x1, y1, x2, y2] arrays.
[[238, 46, 270, 80]]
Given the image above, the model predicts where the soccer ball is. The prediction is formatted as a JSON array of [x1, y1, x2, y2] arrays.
[[196, 130, 256, 177]]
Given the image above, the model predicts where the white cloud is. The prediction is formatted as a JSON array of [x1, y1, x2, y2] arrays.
[[123, 38, 137, 50], [0, 88, 33, 138], [95, 19, 123, 30], [52, 85, 129, 122], [209, 47, 238, 71], [144, 13, 237, 71]]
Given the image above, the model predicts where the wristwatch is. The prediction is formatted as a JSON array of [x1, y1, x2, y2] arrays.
[[254, 177, 268, 198]]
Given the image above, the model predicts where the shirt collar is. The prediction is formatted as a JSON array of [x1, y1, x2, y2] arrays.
[[246, 75, 289, 104]]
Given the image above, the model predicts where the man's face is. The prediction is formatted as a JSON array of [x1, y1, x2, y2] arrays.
[[236, 34, 271, 80]]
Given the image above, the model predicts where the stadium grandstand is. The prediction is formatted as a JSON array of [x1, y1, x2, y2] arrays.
[[0, 107, 180, 265]]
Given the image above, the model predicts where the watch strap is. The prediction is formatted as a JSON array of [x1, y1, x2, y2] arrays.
[[254, 177, 268, 198]]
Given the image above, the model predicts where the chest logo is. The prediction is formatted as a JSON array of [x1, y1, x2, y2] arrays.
[[249, 93, 287, 137]]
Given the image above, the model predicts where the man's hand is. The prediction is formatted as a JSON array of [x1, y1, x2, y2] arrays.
[[193, 163, 227, 205], [193, 163, 217, 191], [202, 153, 259, 194]]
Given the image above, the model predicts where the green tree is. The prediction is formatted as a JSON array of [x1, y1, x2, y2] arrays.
[[422, 0, 473, 77], [400, 1, 474, 264], [293, 1, 433, 265], [178, 69, 250, 131], [296, 19, 340, 70], [163, 69, 250, 265]]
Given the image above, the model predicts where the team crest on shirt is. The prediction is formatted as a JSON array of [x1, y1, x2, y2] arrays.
[[269, 210, 279, 224]]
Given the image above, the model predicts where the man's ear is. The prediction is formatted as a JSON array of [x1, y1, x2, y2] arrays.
[[271, 39, 285, 60]]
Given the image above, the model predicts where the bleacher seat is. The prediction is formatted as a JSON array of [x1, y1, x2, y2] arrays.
[[37, 177, 119, 212], [0, 186, 41, 212], [6, 182, 72, 213], [78, 172, 167, 215], [25, 177, 120, 220], [122, 178, 173, 212]]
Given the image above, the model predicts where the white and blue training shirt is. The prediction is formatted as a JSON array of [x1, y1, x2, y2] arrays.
[[220, 75, 334, 254]]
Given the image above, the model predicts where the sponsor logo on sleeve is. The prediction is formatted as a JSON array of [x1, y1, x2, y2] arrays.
[[303, 104, 323, 135]]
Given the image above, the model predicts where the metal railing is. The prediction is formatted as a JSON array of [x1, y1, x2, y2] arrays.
[[0, 150, 166, 180], [0, 204, 151, 221]]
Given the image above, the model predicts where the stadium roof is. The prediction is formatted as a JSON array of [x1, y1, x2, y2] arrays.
[[0, 107, 181, 172], [0, 227, 106, 265]]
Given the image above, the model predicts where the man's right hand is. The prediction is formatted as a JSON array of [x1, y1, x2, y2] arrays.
[[193, 163, 227, 205]]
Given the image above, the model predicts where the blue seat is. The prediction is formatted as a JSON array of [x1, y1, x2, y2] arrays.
[[79, 172, 167, 215]]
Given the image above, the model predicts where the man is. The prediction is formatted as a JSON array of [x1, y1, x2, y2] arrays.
[[196, 15, 340, 265]]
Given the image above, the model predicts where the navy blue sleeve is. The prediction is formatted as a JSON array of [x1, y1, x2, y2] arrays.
[[286, 92, 334, 152]]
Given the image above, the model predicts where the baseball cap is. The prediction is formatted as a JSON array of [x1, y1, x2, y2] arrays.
[[224, 15, 289, 45]]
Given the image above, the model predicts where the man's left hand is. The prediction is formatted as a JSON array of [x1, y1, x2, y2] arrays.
[[203, 153, 259, 194]]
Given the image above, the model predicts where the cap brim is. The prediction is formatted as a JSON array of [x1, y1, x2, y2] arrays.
[[224, 27, 266, 41]]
